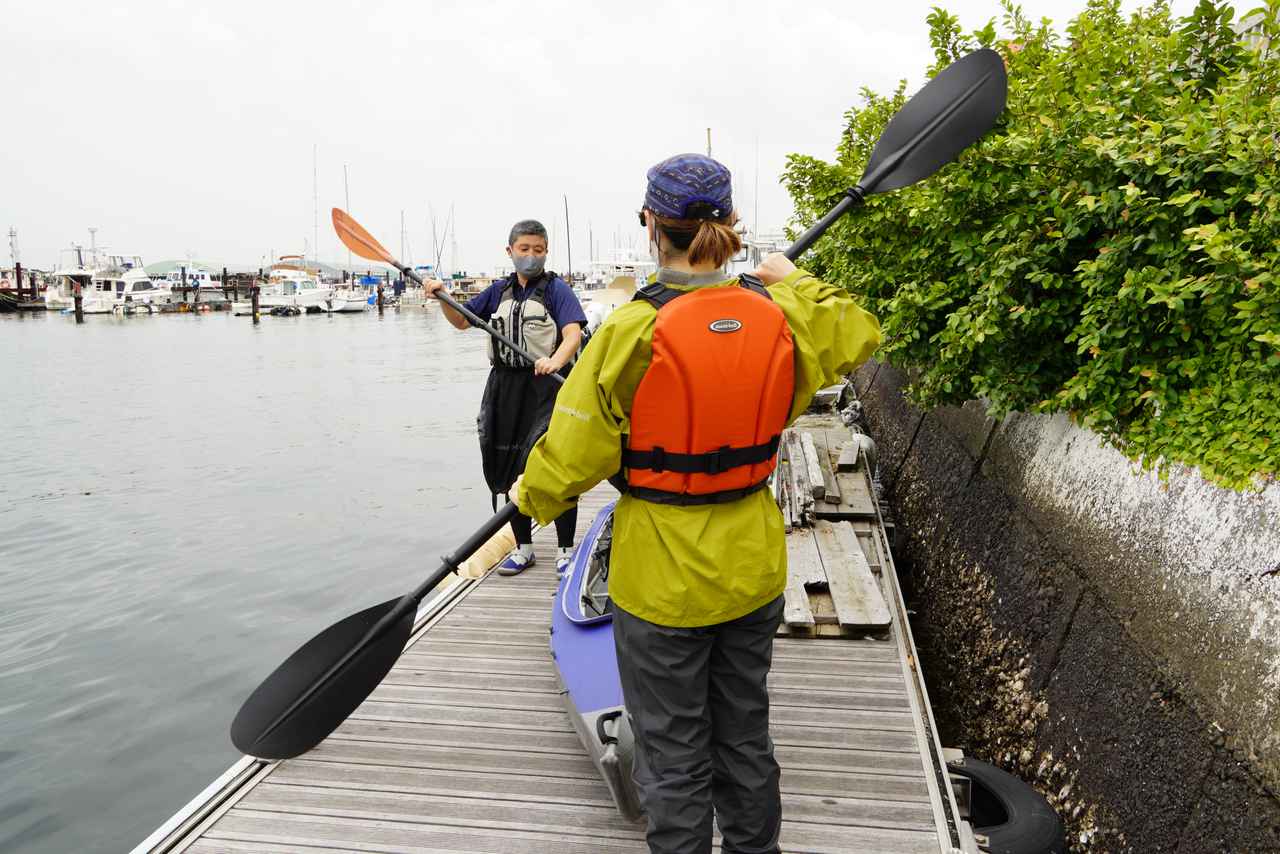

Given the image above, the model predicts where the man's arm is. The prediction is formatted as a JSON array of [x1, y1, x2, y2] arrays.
[[534, 323, 582, 376], [532, 277, 588, 375], [425, 279, 494, 330]]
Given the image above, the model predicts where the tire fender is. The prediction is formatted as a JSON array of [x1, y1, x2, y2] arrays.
[[948, 757, 1066, 854]]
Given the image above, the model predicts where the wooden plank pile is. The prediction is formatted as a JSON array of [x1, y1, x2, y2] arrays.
[[772, 408, 891, 638], [770, 430, 877, 531]]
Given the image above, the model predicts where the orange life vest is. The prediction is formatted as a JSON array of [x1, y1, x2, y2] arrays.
[[622, 278, 795, 505]]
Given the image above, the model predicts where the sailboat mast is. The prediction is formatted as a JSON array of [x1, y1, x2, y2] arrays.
[[564, 195, 572, 281], [312, 144, 319, 268], [343, 164, 352, 276], [449, 203, 457, 276], [429, 204, 440, 273], [754, 135, 760, 236]]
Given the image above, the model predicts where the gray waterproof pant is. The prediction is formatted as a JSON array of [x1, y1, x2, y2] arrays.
[[613, 596, 785, 854]]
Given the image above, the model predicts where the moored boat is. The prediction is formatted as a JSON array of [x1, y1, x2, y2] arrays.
[[45, 242, 147, 314], [231, 264, 333, 315], [109, 269, 168, 313], [320, 289, 372, 313]]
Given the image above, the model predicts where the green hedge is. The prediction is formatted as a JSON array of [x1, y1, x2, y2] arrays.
[[784, 0, 1279, 489]]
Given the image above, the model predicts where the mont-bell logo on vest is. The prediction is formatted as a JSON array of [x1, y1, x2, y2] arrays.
[[709, 318, 742, 334]]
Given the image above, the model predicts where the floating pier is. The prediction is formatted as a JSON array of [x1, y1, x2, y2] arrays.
[[136, 407, 976, 853]]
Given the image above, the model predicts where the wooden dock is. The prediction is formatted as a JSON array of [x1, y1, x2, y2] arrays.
[[137, 416, 971, 854]]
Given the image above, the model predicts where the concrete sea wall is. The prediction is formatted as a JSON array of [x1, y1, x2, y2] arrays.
[[854, 361, 1280, 853]]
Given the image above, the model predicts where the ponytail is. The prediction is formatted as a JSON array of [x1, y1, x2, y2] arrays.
[[686, 219, 742, 267], [650, 210, 742, 268]]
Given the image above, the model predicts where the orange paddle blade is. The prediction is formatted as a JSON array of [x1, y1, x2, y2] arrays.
[[332, 208, 397, 266]]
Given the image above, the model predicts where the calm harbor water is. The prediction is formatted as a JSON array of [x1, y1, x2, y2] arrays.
[[0, 305, 499, 853]]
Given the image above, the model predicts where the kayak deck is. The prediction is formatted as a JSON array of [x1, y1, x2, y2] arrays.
[[139, 436, 968, 853]]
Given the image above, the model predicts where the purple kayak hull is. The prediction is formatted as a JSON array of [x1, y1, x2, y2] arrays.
[[549, 500, 642, 821]]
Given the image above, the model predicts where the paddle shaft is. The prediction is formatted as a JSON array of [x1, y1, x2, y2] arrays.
[[253, 501, 521, 744], [785, 191, 863, 261], [399, 264, 565, 386], [383, 500, 521, 627]]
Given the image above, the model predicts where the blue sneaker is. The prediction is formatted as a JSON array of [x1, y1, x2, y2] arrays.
[[497, 548, 536, 576]]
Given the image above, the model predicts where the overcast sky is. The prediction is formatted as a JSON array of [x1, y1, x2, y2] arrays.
[[3, 0, 1203, 275]]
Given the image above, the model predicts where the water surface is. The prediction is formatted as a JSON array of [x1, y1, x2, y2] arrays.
[[0, 305, 498, 853]]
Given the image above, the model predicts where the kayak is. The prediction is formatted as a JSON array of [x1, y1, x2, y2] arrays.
[[548, 499, 643, 821]]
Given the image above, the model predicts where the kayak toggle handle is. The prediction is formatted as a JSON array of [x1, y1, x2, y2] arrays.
[[596, 710, 622, 747]]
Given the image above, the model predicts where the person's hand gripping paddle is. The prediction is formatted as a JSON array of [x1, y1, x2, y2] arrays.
[[229, 48, 1007, 760]]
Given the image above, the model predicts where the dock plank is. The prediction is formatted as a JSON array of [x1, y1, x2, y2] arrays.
[[351, 700, 573, 732], [811, 430, 843, 505], [782, 530, 819, 628], [813, 519, 891, 631]]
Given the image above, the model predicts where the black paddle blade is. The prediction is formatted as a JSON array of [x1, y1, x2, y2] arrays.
[[230, 598, 414, 759], [860, 48, 1007, 195], [784, 49, 1007, 260]]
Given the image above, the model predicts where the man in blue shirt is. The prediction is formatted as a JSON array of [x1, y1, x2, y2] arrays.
[[425, 219, 587, 575]]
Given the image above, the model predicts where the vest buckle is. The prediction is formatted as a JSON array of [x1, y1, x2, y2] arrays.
[[706, 445, 731, 475], [651, 446, 666, 473]]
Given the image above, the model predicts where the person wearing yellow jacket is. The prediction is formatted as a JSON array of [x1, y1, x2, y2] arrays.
[[515, 153, 881, 854]]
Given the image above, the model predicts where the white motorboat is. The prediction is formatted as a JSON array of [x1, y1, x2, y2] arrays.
[[109, 269, 169, 314], [231, 264, 333, 315], [319, 288, 371, 313], [45, 242, 147, 314]]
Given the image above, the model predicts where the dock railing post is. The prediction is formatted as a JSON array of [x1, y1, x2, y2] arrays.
[[252, 268, 261, 324]]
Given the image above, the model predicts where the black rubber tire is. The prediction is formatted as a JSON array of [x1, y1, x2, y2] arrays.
[[948, 757, 1066, 854]]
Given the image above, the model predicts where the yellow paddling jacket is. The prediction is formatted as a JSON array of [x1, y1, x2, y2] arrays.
[[517, 269, 881, 627]]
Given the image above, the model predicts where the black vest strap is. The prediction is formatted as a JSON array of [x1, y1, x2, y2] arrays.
[[633, 276, 774, 311], [622, 435, 781, 476], [499, 272, 551, 303], [623, 478, 772, 507], [633, 281, 685, 309], [736, 272, 772, 300]]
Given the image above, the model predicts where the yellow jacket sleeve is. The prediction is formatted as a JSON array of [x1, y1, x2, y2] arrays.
[[770, 268, 883, 422], [518, 303, 655, 524]]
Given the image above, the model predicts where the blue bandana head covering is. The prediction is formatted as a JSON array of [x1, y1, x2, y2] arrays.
[[643, 153, 733, 220]]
